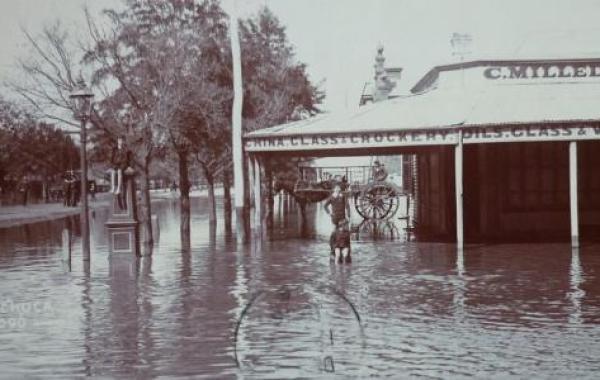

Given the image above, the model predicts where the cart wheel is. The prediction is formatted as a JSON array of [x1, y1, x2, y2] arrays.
[[355, 183, 400, 220], [357, 219, 400, 240]]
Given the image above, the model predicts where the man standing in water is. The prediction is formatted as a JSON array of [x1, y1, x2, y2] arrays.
[[324, 184, 352, 257], [324, 184, 351, 225]]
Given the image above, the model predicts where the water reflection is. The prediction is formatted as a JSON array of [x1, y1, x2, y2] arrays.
[[81, 260, 92, 376], [1, 197, 600, 377], [61, 221, 72, 271], [454, 247, 466, 323], [569, 248, 584, 325]]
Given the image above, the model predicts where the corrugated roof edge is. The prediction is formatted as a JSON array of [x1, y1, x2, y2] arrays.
[[245, 95, 415, 138], [243, 113, 333, 136], [463, 118, 600, 128]]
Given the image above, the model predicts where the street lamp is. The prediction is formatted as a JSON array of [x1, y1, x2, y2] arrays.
[[70, 77, 94, 260]]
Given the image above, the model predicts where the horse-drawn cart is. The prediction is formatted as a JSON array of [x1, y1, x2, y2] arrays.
[[293, 164, 405, 221]]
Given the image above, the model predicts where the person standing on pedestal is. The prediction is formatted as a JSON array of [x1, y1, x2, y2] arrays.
[[105, 134, 140, 256], [110, 136, 130, 210]]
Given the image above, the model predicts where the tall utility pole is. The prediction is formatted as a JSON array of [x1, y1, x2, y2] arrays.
[[450, 33, 471, 249], [229, 0, 246, 242]]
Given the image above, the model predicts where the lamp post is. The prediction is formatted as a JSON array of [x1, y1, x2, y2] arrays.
[[70, 78, 94, 260]]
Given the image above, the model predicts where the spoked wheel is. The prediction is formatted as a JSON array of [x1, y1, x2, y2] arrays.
[[356, 219, 400, 241], [355, 183, 400, 220]]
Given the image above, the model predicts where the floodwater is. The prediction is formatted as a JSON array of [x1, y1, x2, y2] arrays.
[[1, 196, 600, 378]]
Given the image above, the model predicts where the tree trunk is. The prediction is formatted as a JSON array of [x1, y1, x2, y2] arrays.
[[223, 170, 232, 234], [243, 153, 251, 208], [138, 162, 154, 256], [42, 177, 48, 203], [244, 154, 253, 238], [207, 175, 216, 225], [259, 158, 270, 240], [265, 163, 274, 231], [282, 192, 289, 228], [178, 149, 191, 247], [299, 200, 308, 238]]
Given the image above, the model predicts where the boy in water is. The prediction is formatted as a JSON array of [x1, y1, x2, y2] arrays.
[[331, 219, 351, 263], [324, 184, 352, 262]]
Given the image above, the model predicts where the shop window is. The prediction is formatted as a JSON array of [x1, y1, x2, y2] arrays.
[[579, 141, 600, 210], [504, 142, 569, 211]]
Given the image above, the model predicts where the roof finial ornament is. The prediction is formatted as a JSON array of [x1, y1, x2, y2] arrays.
[[373, 43, 396, 102]]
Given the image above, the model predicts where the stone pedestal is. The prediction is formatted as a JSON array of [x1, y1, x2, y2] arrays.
[[105, 169, 139, 255]]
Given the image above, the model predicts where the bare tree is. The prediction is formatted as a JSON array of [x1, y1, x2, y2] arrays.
[[8, 22, 81, 127]]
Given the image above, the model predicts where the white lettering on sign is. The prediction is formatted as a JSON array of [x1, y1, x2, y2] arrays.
[[245, 130, 458, 151], [483, 63, 600, 80], [463, 125, 600, 143], [245, 125, 600, 152]]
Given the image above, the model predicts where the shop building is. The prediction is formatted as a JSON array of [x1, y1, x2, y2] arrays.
[[244, 51, 600, 247]]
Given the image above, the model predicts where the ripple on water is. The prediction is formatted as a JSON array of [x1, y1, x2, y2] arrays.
[[1, 199, 600, 378]]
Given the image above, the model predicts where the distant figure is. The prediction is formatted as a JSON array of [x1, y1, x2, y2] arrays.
[[340, 175, 349, 190], [71, 180, 80, 207], [373, 160, 388, 182], [62, 175, 71, 206], [18, 182, 28, 206], [89, 181, 96, 201], [63, 172, 78, 207], [171, 181, 178, 193], [330, 218, 352, 263]]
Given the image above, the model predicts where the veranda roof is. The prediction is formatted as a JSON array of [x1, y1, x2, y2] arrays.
[[245, 82, 600, 139]]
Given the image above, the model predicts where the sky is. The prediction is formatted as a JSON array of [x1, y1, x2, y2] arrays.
[[3, 0, 600, 114]]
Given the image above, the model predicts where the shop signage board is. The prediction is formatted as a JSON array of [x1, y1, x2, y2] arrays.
[[245, 124, 600, 152], [462, 124, 600, 144], [245, 129, 458, 152], [483, 63, 600, 81]]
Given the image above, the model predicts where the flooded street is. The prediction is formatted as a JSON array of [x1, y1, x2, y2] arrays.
[[1, 197, 600, 378]]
